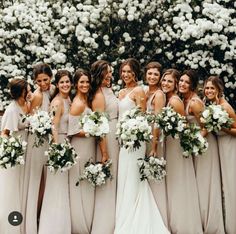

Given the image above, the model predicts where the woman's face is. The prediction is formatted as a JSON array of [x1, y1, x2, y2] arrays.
[[21, 84, 32, 101], [77, 75, 90, 94], [121, 64, 136, 85], [161, 74, 176, 94], [204, 81, 218, 101], [101, 65, 112, 87], [57, 75, 72, 95], [35, 73, 51, 91], [178, 74, 191, 94], [146, 68, 160, 86]]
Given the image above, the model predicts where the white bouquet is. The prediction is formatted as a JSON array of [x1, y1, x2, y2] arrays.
[[0, 135, 27, 169], [76, 159, 113, 187], [180, 123, 208, 157], [200, 104, 233, 132], [45, 138, 78, 173], [155, 106, 187, 139], [137, 156, 166, 181], [116, 107, 152, 151], [26, 109, 53, 147], [78, 111, 109, 138]]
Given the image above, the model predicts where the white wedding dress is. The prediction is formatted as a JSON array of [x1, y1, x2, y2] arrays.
[[114, 91, 170, 234]]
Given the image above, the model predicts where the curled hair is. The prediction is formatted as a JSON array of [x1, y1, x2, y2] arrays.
[[204, 75, 224, 98], [88, 60, 110, 106], [181, 69, 199, 91], [160, 68, 181, 92], [119, 58, 141, 81], [52, 69, 73, 99], [9, 78, 28, 100], [32, 63, 53, 80]]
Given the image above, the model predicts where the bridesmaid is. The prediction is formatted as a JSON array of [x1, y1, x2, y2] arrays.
[[179, 70, 224, 233], [25, 63, 55, 234], [90, 60, 119, 234], [144, 61, 168, 227], [38, 70, 72, 234], [68, 69, 96, 234], [203, 76, 236, 234], [161, 69, 203, 234], [0, 78, 31, 234]]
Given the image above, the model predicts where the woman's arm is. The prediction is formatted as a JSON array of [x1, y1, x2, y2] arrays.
[[29, 91, 43, 114], [221, 103, 236, 136], [69, 99, 87, 137], [50, 99, 63, 143], [190, 99, 207, 137], [149, 91, 165, 157], [133, 87, 146, 112], [92, 91, 109, 163]]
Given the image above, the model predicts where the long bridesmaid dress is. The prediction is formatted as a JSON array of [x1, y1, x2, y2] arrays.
[[217, 130, 236, 234], [38, 98, 71, 234], [146, 89, 168, 228], [0, 101, 28, 234], [186, 98, 224, 234], [91, 87, 119, 234], [165, 96, 203, 234], [25, 91, 51, 234], [68, 107, 96, 234]]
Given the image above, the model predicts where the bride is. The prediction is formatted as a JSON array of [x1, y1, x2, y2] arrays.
[[114, 58, 170, 234]]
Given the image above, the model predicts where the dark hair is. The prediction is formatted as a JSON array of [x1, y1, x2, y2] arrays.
[[52, 70, 73, 99], [204, 75, 224, 98], [74, 68, 91, 89], [161, 68, 181, 92], [119, 58, 141, 81], [32, 63, 53, 80], [144, 61, 162, 75], [9, 78, 28, 100], [181, 69, 199, 91], [89, 60, 110, 106]]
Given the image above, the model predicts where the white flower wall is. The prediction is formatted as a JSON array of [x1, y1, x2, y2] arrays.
[[0, 0, 235, 110]]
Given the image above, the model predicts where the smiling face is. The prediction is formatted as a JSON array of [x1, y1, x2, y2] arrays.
[[161, 74, 176, 94], [146, 68, 161, 86], [121, 64, 136, 86], [77, 75, 90, 94], [204, 81, 218, 101], [57, 75, 71, 95], [178, 74, 191, 94], [35, 73, 51, 91], [101, 65, 112, 87]]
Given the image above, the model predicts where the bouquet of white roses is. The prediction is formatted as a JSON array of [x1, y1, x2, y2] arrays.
[[45, 138, 78, 173], [0, 135, 27, 169], [26, 109, 53, 147], [78, 111, 109, 138], [137, 156, 166, 181], [200, 104, 233, 133], [116, 107, 152, 151], [155, 106, 187, 139], [76, 159, 112, 187], [180, 123, 208, 157]]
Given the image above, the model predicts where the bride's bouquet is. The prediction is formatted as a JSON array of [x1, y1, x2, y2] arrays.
[[137, 156, 166, 181], [180, 123, 208, 157], [200, 104, 233, 133], [116, 107, 152, 151], [155, 106, 187, 139], [26, 109, 53, 147], [76, 159, 112, 187], [78, 111, 109, 138], [45, 138, 78, 173], [0, 135, 27, 169]]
